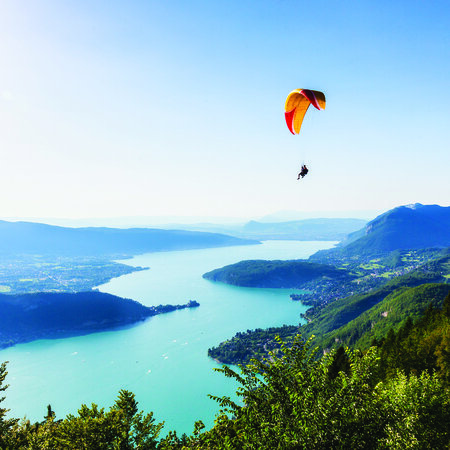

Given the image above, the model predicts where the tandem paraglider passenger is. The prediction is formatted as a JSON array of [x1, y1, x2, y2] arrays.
[[297, 164, 309, 180], [284, 88, 325, 179]]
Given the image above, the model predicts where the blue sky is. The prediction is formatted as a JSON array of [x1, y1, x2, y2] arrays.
[[0, 0, 449, 222]]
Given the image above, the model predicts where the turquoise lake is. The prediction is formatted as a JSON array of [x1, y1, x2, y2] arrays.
[[0, 240, 335, 434]]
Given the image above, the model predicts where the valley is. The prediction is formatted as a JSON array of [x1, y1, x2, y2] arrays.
[[206, 205, 450, 364]]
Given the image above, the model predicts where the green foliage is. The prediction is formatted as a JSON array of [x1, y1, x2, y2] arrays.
[[377, 292, 450, 383], [56, 390, 163, 449], [0, 361, 20, 449], [376, 371, 450, 448], [327, 346, 351, 379], [1, 389, 163, 449], [196, 336, 450, 449], [53, 403, 124, 449]]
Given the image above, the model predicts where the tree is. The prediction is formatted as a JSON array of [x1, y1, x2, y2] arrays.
[[0, 362, 19, 449], [112, 389, 163, 449], [55, 390, 163, 449], [378, 371, 450, 448]]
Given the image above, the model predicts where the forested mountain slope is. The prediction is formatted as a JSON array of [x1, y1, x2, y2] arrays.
[[315, 283, 450, 351]]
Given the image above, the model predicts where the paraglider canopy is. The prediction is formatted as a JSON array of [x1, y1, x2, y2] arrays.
[[285, 89, 326, 135]]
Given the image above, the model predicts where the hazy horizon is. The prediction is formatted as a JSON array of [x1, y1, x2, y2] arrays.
[[0, 207, 382, 228]]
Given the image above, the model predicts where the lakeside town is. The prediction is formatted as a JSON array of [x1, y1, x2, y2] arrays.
[[0, 255, 146, 294]]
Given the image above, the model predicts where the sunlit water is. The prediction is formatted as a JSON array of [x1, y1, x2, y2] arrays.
[[0, 240, 335, 434]]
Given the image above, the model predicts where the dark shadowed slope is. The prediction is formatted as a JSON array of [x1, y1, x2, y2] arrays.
[[0, 291, 199, 348]]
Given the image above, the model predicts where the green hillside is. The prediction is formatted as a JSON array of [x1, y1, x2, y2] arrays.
[[302, 255, 449, 337], [316, 283, 450, 351], [203, 259, 351, 288]]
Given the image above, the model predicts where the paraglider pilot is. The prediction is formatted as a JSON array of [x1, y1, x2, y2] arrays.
[[297, 164, 308, 180]]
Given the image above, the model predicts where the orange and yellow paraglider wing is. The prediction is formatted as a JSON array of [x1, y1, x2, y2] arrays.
[[284, 90, 311, 134], [284, 89, 326, 134]]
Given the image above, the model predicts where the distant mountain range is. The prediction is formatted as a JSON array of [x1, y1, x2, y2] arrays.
[[162, 218, 367, 241], [311, 204, 450, 260], [0, 220, 257, 257], [238, 218, 367, 241], [256, 209, 379, 222]]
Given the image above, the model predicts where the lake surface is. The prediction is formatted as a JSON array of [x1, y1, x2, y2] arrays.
[[0, 240, 335, 434]]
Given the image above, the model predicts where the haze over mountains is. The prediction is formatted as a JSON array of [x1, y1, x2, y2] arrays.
[[0, 221, 257, 257], [0, 216, 369, 258], [1, 209, 378, 229], [154, 218, 368, 241]]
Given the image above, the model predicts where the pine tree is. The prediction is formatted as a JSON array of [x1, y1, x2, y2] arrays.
[[0, 362, 19, 448]]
